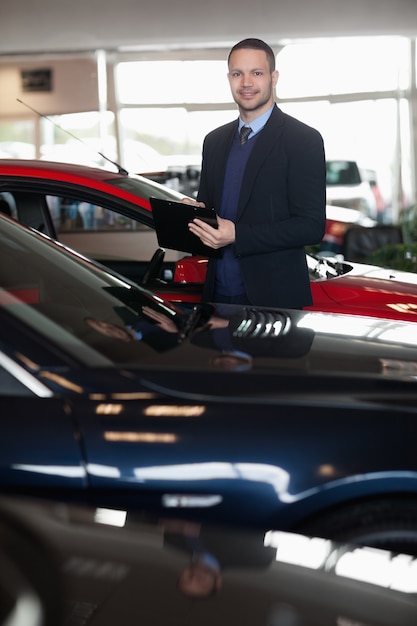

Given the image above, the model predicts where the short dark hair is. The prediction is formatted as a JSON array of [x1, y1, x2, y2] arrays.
[[228, 38, 276, 72]]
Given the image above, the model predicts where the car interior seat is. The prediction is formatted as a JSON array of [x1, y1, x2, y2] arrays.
[[0, 199, 12, 216], [342, 225, 403, 263]]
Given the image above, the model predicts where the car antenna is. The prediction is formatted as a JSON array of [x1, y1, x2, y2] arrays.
[[16, 98, 129, 175]]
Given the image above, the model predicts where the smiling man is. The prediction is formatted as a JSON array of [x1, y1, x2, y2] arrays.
[[187, 38, 326, 308]]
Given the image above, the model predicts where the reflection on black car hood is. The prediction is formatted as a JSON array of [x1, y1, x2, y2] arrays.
[[1, 497, 416, 626], [2, 213, 417, 389]]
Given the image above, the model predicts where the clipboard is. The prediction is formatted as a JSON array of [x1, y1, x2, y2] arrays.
[[150, 197, 222, 258]]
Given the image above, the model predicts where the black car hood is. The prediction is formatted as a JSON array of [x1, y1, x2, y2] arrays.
[[1, 497, 416, 626], [2, 213, 417, 394], [121, 303, 417, 379]]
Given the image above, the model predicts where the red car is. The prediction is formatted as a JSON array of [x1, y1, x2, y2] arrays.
[[1, 158, 415, 322], [175, 253, 417, 322]]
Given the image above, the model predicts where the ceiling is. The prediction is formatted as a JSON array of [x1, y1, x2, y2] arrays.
[[2, 0, 417, 56]]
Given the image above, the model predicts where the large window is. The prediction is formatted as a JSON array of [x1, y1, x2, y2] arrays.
[[0, 119, 36, 158], [118, 108, 236, 172], [276, 37, 413, 216], [0, 36, 414, 219], [113, 36, 415, 218], [39, 111, 116, 167], [116, 58, 235, 168], [276, 36, 411, 98], [117, 60, 230, 104]]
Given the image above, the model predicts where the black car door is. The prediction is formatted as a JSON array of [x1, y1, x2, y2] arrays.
[[0, 393, 88, 500]]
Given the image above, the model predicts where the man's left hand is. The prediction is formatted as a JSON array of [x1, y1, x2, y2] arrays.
[[188, 216, 235, 249]]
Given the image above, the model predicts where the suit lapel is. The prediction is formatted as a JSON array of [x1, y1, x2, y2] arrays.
[[212, 121, 238, 207], [237, 105, 285, 217]]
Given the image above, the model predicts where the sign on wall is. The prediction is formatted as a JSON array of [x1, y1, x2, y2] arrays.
[[21, 68, 53, 92]]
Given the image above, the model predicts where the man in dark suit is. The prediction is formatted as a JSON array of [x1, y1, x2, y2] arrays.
[[187, 38, 326, 308]]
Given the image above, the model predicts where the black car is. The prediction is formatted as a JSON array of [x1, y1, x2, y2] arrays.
[[1, 497, 417, 626], [2, 213, 417, 554]]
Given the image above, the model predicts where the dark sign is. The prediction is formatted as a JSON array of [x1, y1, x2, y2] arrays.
[[21, 68, 53, 92]]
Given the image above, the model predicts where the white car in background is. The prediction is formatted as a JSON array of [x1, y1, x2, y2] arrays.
[[326, 159, 381, 221]]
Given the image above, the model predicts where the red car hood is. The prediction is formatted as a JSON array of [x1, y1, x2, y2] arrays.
[[175, 255, 417, 322], [308, 263, 417, 322]]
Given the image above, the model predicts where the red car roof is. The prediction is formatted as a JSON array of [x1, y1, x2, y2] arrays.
[[0, 158, 124, 182], [0, 159, 183, 212]]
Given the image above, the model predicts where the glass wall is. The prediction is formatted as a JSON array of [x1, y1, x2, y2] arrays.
[[112, 36, 415, 221], [39, 111, 116, 167], [0, 35, 415, 223], [276, 37, 410, 97], [0, 119, 36, 158], [276, 36, 413, 219], [115, 59, 236, 174]]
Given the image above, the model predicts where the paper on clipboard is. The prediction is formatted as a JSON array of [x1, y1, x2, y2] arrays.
[[149, 197, 221, 258]]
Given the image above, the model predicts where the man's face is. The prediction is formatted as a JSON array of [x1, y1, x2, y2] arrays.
[[227, 48, 278, 121], [177, 562, 222, 598]]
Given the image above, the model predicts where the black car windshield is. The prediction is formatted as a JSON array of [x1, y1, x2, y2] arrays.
[[0, 216, 194, 366]]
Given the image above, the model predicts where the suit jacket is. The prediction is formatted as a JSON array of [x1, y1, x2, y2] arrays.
[[197, 104, 326, 308], [164, 526, 275, 571]]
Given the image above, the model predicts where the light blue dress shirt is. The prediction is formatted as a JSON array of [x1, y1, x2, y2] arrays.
[[238, 103, 275, 140]]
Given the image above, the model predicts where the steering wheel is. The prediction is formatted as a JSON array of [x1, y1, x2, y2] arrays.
[[142, 247, 166, 285]]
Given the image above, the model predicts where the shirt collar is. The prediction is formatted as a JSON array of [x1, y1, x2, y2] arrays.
[[239, 103, 275, 137]]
